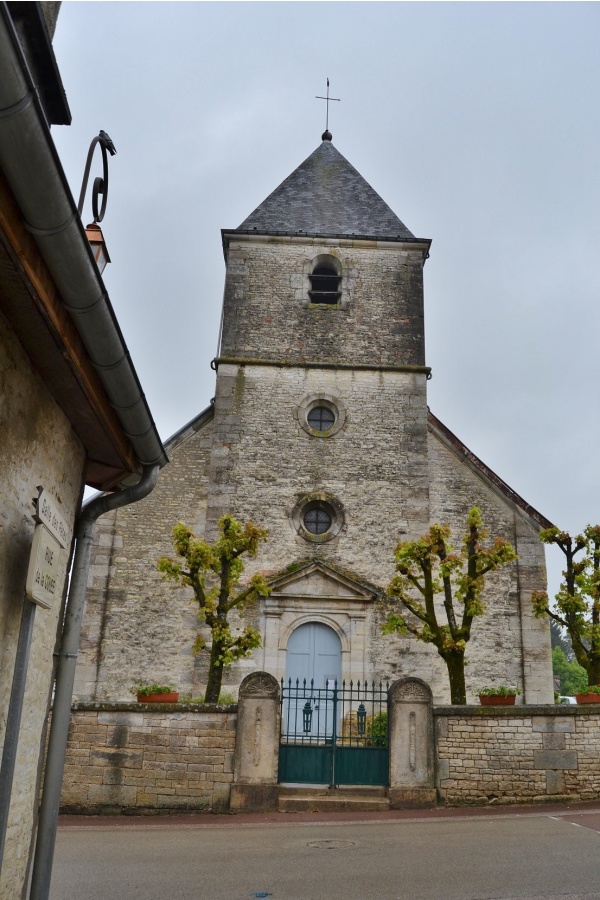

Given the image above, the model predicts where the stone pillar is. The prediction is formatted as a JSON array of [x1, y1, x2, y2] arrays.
[[388, 677, 436, 808], [230, 671, 280, 812]]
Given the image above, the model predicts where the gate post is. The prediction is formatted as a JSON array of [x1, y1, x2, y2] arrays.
[[230, 671, 280, 812], [388, 677, 436, 809]]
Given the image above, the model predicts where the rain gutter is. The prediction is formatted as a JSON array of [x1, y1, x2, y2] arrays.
[[0, 4, 167, 471]]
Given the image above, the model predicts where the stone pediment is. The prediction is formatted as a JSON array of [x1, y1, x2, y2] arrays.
[[268, 561, 379, 603]]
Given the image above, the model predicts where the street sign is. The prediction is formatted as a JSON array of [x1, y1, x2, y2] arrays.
[[33, 488, 69, 549], [25, 524, 62, 609]]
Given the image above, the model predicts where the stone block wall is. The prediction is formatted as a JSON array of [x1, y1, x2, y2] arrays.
[[60, 703, 600, 814], [73, 412, 215, 702], [435, 706, 600, 806], [220, 237, 426, 368], [0, 310, 85, 898], [60, 703, 237, 814]]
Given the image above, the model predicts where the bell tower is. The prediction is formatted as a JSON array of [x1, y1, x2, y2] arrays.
[[205, 135, 432, 600]]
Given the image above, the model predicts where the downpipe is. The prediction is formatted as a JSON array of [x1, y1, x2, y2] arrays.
[[29, 464, 160, 900]]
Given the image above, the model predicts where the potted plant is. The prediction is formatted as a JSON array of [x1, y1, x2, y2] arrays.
[[574, 685, 600, 704], [478, 685, 521, 706], [131, 681, 179, 703]]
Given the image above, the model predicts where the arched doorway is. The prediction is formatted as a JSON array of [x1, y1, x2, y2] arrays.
[[285, 621, 342, 689], [279, 622, 388, 786]]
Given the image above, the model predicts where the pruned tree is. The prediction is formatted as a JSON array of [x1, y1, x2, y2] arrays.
[[157, 515, 270, 702], [383, 507, 518, 704], [532, 526, 600, 687]]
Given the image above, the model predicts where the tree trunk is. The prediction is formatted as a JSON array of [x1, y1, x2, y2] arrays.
[[445, 652, 467, 704], [204, 641, 224, 703], [587, 655, 600, 688]]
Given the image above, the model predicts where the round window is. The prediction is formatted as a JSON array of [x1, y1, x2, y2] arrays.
[[307, 406, 335, 432], [303, 504, 333, 535], [296, 394, 346, 438], [292, 493, 344, 543]]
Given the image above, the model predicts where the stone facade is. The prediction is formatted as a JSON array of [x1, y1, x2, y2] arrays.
[[74, 141, 553, 710], [60, 703, 237, 814], [0, 311, 85, 897], [75, 394, 551, 705], [435, 706, 600, 805]]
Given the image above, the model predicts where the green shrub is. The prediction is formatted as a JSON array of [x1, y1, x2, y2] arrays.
[[552, 647, 588, 696]]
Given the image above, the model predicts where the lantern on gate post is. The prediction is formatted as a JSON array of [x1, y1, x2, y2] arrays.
[[303, 701, 313, 733], [357, 703, 367, 737]]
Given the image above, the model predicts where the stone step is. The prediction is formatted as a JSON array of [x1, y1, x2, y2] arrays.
[[278, 785, 389, 812], [279, 785, 387, 797]]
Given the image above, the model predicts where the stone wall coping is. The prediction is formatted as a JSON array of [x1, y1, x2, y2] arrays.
[[433, 704, 597, 717], [70, 701, 237, 713], [69, 702, 600, 717]]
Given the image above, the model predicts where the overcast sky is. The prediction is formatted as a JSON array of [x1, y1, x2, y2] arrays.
[[51, 2, 600, 595]]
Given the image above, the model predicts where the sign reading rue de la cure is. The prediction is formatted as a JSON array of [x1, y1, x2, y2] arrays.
[[25, 488, 70, 609], [26, 526, 62, 609]]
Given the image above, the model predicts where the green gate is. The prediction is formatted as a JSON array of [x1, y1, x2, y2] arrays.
[[279, 679, 388, 787]]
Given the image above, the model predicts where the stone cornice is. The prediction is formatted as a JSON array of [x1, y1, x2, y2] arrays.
[[214, 356, 431, 376]]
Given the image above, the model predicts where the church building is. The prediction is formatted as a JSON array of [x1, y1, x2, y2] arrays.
[[74, 134, 553, 705]]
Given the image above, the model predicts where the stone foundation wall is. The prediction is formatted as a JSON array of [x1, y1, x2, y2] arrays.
[[60, 704, 600, 814], [60, 703, 237, 814], [435, 706, 600, 806]]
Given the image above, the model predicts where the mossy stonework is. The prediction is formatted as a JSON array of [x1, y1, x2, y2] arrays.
[[74, 140, 552, 707]]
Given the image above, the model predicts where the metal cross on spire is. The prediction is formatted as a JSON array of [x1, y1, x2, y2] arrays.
[[315, 78, 340, 141]]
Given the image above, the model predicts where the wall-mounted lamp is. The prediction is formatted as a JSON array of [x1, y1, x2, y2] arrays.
[[78, 130, 117, 273], [84, 223, 110, 275]]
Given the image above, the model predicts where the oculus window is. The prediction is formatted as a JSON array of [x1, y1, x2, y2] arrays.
[[307, 405, 335, 432], [295, 394, 346, 438], [292, 493, 344, 544], [303, 503, 333, 535]]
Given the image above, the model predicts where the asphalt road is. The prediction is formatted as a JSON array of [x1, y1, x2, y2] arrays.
[[50, 809, 600, 900]]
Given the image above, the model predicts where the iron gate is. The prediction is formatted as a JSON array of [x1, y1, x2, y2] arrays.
[[279, 679, 389, 786]]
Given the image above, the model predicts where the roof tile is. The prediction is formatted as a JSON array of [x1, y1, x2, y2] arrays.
[[237, 140, 415, 240]]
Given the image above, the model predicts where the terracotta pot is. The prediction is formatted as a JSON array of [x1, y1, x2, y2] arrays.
[[479, 694, 516, 706], [137, 692, 179, 703], [575, 692, 600, 704]]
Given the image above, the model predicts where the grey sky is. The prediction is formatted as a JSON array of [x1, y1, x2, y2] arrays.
[[52, 2, 600, 594]]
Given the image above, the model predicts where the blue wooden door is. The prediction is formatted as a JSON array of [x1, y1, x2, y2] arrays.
[[286, 622, 341, 688], [284, 623, 341, 740]]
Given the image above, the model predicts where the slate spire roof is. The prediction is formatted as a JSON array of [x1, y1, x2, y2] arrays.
[[236, 138, 416, 241]]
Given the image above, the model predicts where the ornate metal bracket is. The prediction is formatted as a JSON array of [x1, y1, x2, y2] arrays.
[[77, 130, 117, 224]]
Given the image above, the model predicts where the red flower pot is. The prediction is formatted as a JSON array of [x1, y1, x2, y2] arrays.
[[575, 693, 600, 704], [479, 694, 516, 706], [137, 692, 179, 703]]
